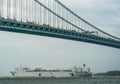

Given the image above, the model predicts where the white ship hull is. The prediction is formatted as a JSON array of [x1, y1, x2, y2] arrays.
[[12, 71, 92, 77]]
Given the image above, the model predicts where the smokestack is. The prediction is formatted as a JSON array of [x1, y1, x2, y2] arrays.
[[83, 64, 86, 67]]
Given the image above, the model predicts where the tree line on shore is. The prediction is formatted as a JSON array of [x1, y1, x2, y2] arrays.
[[94, 71, 120, 76]]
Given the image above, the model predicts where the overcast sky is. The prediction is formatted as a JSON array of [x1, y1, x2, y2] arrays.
[[0, 0, 120, 76]]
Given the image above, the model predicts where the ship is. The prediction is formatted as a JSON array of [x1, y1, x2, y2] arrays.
[[10, 64, 92, 78]]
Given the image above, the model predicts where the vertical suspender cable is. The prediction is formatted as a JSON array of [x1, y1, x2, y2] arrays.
[[0, 0, 1, 17], [56, 2, 58, 28], [48, 0, 50, 25], [54, 0, 56, 27], [13, 0, 16, 20], [36, 0, 38, 24], [12, 0, 14, 19], [43, 0, 45, 24], [55, 2, 57, 28], [45, 0, 47, 24], [47, 0, 49, 25], [57, 2, 59, 28], [41, 0, 43, 25], [31, 0, 33, 22], [16, 0, 18, 20], [37, 0, 39, 24], [70, 13, 72, 30], [60, 5, 62, 28], [46, 0, 48, 25], [53, 0, 55, 27], [36, 0, 39, 24], [2, 0, 4, 18], [79, 19, 81, 32], [39, 0, 41, 25], [70, 13, 71, 30], [61, 6, 64, 29], [0, 0, 3, 17], [34, 0, 36, 23], [65, 10, 68, 29], [59, 4, 61, 28], [54, 1, 57, 27], [18, 0, 20, 21], [39, 0, 40, 24], [28, 0, 30, 22], [28, 0, 29, 22], [7, 0, 9, 19], [70, 12, 72, 30], [29, 0, 31, 22], [9, 0, 11, 19], [23, 0, 25, 22], [29, 0, 33, 22], [68, 12, 70, 30], [21, 0, 22, 21], [24, 0, 29, 22], [48, 0, 49, 25], [71, 14, 73, 30]]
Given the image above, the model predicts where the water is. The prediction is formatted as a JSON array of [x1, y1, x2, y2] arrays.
[[0, 77, 120, 84]]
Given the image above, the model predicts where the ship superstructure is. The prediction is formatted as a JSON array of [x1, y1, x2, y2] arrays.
[[10, 64, 92, 77]]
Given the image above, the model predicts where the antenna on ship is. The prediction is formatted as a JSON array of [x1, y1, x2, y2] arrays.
[[10, 71, 15, 77]]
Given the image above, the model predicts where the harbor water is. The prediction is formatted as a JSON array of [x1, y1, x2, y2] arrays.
[[0, 77, 120, 84]]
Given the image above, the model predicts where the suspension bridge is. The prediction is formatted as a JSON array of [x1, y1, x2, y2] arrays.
[[0, 0, 120, 49]]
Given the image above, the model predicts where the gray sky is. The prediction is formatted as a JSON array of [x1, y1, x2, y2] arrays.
[[0, 0, 120, 76]]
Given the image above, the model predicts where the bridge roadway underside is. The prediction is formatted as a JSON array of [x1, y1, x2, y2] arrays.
[[0, 77, 120, 84], [0, 19, 120, 49]]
